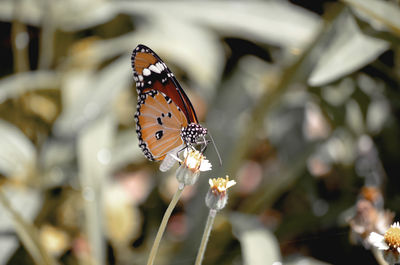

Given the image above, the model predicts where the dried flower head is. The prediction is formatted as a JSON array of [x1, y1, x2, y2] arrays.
[[175, 148, 211, 186], [369, 222, 400, 265], [206, 176, 236, 211]]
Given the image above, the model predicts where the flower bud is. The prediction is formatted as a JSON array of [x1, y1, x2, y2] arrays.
[[205, 176, 236, 211]]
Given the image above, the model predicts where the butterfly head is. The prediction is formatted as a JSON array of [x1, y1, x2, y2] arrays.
[[181, 123, 208, 145]]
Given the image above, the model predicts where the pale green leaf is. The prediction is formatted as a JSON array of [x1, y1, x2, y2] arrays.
[[0, 120, 36, 180], [343, 0, 400, 37], [230, 213, 281, 265], [54, 55, 129, 137], [308, 11, 388, 86], [0, 71, 60, 104], [0, 186, 54, 265]]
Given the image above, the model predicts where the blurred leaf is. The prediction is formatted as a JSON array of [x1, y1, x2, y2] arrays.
[[0, 1, 321, 50], [0, 0, 116, 31], [0, 236, 18, 265], [324, 128, 357, 165], [0, 185, 43, 265], [39, 140, 75, 188], [54, 55, 129, 137], [118, 1, 320, 49], [0, 0, 41, 26], [111, 129, 144, 171], [230, 213, 281, 265], [343, 0, 400, 37], [308, 10, 389, 86], [52, 1, 118, 31], [367, 98, 390, 134], [345, 99, 364, 135], [77, 114, 115, 265], [0, 120, 36, 180], [321, 77, 355, 106], [0, 186, 55, 265], [0, 71, 60, 104], [0, 186, 42, 231]]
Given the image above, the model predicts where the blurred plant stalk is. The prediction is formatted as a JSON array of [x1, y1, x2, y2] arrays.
[[0, 189, 57, 265], [11, 0, 30, 73], [38, 0, 55, 69]]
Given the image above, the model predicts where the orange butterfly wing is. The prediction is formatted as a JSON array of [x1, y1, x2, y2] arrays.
[[135, 90, 188, 161], [132, 44, 199, 124]]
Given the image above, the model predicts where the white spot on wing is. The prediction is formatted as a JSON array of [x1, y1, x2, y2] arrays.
[[149, 64, 161, 74], [138, 75, 143, 81], [143, 68, 151, 76], [156, 62, 164, 71]]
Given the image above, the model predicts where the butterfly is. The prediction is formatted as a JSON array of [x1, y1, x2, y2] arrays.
[[131, 44, 208, 171]]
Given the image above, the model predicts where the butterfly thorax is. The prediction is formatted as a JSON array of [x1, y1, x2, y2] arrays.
[[181, 123, 208, 144]]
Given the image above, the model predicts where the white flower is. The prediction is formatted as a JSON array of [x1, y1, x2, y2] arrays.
[[174, 148, 211, 186], [206, 176, 236, 211], [208, 176, 236, 193], [369, 232, 390, 250], [369, 222, 400, 265], [173, 148, 211, 172]]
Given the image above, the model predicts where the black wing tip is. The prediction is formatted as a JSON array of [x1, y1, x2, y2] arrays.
[[131, 44, 154, 64], [133, 44, 152, 53]]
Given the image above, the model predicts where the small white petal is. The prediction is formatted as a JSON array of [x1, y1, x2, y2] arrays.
[[369, 232, 389, 250], [200, 159, 212, 171], [392, 222, 400, 228], [226, 180, 237, 189], [209, 179, 213, 187]]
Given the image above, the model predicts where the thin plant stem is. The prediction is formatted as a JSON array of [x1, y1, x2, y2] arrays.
[[372, 248, 389, 265], [147, 183, 185, 265], [195, 209, 217, 265]]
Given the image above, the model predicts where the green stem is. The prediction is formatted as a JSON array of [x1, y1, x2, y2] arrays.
[[146, 183, 185, 265], [195, 209, 217, 265]]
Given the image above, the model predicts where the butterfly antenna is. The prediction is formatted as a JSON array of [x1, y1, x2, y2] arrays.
[[208, 131, 222, 166]]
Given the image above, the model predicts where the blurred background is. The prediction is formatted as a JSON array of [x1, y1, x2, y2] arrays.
[[0, 0, 399, 264]]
